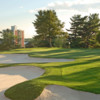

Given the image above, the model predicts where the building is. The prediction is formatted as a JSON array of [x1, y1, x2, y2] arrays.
[[11, 25, 24, 48]]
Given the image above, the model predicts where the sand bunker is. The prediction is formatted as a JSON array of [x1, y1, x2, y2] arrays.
[[36, 85, 100, 100], [0, 54, 74, 63], [0, 66, 44, 100]]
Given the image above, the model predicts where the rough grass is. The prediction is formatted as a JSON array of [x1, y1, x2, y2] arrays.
[[0, 48, 100, 100]]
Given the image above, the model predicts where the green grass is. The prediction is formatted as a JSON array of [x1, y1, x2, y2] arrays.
[[0, 48, 100, 100], [0, 47, 100, 59]]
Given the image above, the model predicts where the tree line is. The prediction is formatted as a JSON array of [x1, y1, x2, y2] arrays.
[[26, 10, 100, 48], [0, 10, 100, 50]]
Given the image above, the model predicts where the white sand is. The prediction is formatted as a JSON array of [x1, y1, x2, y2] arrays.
[[36, 85, 100, 100], [0, 54, 74, 63], [0, 66, 44, 100]]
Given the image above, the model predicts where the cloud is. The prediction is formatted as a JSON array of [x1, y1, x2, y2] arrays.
[[28, 0, 100, 30], [29, 0, 100, 13], [47, 0, 100, 12], [88, 8, 100, 14], [29, 7, 47, 13]]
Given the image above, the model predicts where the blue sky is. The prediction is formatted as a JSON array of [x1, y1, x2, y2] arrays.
[[0, 0, 100, 38]]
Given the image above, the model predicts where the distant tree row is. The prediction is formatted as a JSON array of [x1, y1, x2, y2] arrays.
[[26, 10, 100, 48]]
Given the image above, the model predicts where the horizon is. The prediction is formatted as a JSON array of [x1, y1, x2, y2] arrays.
[[0, 0, 100, 38]]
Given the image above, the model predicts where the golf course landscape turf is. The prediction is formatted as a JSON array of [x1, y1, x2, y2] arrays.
[[0, 48, 100, 100]]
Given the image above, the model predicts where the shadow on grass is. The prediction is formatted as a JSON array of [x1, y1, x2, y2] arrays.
[[29, 48, 100, 59], [64, 66, 100, 94], [44, 57, 100, 70], [37, 66, 100, 93]]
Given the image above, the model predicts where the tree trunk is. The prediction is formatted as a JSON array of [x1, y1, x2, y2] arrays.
[[85, 38, 89, 48], [49, 38, 52, 47]]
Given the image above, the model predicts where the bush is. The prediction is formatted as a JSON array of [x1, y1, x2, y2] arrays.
[[54, 37, 67, 48]]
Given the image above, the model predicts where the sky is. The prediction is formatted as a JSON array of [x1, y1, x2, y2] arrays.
[[0, 0, 100, 38]]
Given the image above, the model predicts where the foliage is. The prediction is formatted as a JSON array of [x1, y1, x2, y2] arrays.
[[0, 29, 22, 50], [0, 29, 15, 50], [33, 35, 50, 47], [25, 38, 35, 48], [53, 32, 69, 48], [67, 14, 100, 48], [54, 37, 67, 48], [96, 32, 100, 43], [33, 10, 65, 47], [32, 10, 100, 48]]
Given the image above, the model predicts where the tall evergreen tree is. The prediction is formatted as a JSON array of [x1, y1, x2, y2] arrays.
[[33, 10, 64, 47], [68, 13, 100, 48], [67, 15, 88, 48], [83, 14, 100, 47]]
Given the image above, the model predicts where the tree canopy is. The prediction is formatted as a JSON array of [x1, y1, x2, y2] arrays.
[[67, 13, 100, 48], [33, 10, 65, 47]]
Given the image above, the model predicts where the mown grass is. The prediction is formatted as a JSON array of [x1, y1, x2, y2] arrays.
[[0, 48, 100, 100], [0, 48, 99, 59]]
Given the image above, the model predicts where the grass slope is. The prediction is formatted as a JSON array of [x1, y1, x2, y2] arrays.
[[0, 48, 100, 100]]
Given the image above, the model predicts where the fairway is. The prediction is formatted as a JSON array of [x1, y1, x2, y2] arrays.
[[0, 48, 99, 100]]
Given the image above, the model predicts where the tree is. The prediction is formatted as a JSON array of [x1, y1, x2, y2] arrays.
[[33, 10, 64, 47], [67, 15, 88, 48], [84, 14, 100, 48], [0, 29, 15, 50], [67, 13, 100, 48], [54, 32, 68, 48], [96, 32, 100, 43]]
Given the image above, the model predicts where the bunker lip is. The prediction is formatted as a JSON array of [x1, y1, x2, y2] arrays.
[[0, 54, 74, 64]]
